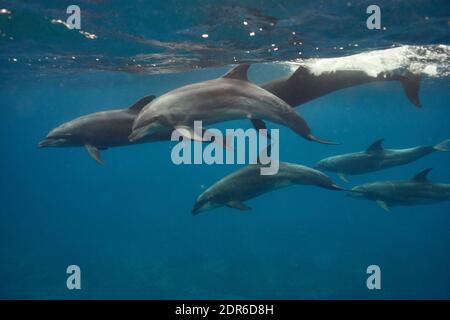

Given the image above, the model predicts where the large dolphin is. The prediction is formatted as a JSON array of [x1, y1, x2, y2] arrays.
[[129, 64, 335, 145], [348, 168, 450, 212], [315, 138, 449, 182], [38, 95, 165, 164], [192, 162, 345, 214], [261, 65, 421, 108]]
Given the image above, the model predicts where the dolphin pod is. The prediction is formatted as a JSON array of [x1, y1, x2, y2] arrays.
[[348, 169, 450, 212], [40, 62, 423, 164], [37, 59, 449, 215], [192, 162, 346, 214], [315, 138, 449, 182]]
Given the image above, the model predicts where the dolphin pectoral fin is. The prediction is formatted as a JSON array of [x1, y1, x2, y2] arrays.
[[174, 126, 204, 143], [226, 201, 251, 211], [255, 144, 272, 164], [250, 119, 272, 140], [175, 126, 233, 151], [216, 134, 234, 151], [338, 173, 349, 183], [376, 200, 391, 212], [398, 72, 421, 108], [85, 144, 104, 165]]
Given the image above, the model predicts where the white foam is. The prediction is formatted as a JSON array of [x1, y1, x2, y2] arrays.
[[282, 45, 450, 78]]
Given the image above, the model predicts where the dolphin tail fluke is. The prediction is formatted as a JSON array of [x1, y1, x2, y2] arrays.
[[399, 72, 421, 108], [433, 139, 450, 152], [307, 134, 340, 145]]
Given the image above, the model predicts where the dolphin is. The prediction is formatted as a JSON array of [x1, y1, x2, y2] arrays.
[[315, 138, 449, 182], [191, 162, 346, 214], [348, 168, 450, 212], [129, 64, 335, 145], [261, 65, 421, 108], [38, 95, 166, 164]]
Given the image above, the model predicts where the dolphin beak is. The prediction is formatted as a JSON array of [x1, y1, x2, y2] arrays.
[[38, 139, 50, 148], [129, 124, 155, 142], [38, 137, 63, 148], [346, 189, 364, 197], [38, 135, 74, 147], [191, 202, 202, 215]]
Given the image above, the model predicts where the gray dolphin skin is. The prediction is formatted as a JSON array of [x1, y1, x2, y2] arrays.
[[315, 138, 449, 182], [38, 95, 166, 164], [129, 64, 335, 145], [348, 168, 450, 212], [192, 162, 345, 214], [261, 66, 421, 108]]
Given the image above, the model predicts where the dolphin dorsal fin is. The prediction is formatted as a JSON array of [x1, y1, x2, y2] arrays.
[[412, 168, 433, 183], [366, 139, 385, 153], [288, 65, 309, 82], [222, 64, 250, 81], [129, 95, 156, 112]]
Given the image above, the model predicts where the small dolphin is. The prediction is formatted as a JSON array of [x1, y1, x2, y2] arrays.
[[129, 64, 335, 145], [348, 168, 450, 212], [315, 138, 449, 182], [39, 95, 165, 164], [192, 162, 345, 214], [261, 65, 421, 108]]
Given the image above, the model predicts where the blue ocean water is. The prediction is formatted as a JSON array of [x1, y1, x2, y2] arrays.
[[0, 1, 450, 299]]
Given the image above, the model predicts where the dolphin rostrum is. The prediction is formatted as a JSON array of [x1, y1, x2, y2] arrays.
[[129, 64, 335, 145], [348, 168, 450, 212], [315, 138, 449, 182], [261, 65, 421, 108], [38, 95, 164, 164], [192, 162, 346, 214]]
